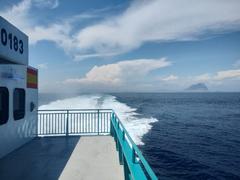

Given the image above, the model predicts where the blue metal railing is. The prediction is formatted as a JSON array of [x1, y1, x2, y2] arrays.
[[37, 109, 158, 180]]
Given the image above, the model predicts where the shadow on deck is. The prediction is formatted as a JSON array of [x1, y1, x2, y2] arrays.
[[0, 136, 80, 180]]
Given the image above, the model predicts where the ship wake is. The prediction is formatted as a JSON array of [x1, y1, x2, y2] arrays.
[[39, 94, 157, 145]]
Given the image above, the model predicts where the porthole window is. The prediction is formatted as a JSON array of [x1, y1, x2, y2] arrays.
[[13, 88, 25, 120], [0, 87, 9, 125]]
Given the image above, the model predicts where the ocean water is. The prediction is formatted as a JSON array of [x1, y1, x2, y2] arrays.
[[39, 93, 240, 179]]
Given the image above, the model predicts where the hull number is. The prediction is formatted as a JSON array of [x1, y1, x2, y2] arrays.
[[1, 28, 24, 54]]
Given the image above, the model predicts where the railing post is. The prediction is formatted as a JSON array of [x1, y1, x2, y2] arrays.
[[97, 109, 100, 135], [36, 111, 39, 136], [110, 112, 114, 136], [132, 148, 136, 163], [117, 120, 120, 129], [116, 138, 119, 151], [119, 145, 123, 165], [66, 110, 69, 136], [123, 157, 131, 180], [122, 131, 125, 141]]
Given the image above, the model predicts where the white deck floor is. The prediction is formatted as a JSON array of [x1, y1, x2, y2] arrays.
[[0, 136, 124, 180], [59, 136, 124, 180]]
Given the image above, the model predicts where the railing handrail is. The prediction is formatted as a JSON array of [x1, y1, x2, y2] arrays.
[[111, 111, 158, 179], [37, 109, 112, 136], [38, 109, 113, 112], [115, 112, 157, 178]]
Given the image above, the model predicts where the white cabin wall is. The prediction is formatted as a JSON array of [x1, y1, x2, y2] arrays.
[[0, 64, 37, 158]]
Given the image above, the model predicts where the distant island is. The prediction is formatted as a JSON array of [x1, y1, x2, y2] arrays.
[[185, 83, 208, 92]]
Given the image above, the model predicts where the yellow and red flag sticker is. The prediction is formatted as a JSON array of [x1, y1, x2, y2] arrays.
[[27, 67, 38, 89]]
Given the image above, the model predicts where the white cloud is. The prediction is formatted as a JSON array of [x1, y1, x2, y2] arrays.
[[195, 73, 211, 82], [33, 0, 59, 9], [213, 69, 240, 80], [0, 0, 59, 27], [37, 63, 48, 69], [0, 0, 77, 56], [44, 65, 240, 92], [1, 0, 240, 60], [64, 58, 171, 86], [0, 0, 31, 30], [192, 69, 240, 83], [76, 0, 240, 57], [162, 75, 179, 81], [73, 52, 119, 61]]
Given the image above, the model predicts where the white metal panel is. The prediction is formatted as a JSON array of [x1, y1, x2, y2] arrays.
[[0, 16, 28, 65], [0, 64, 37, 158]]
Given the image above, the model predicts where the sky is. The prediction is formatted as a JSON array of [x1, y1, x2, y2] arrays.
[[0, 0, 240, 93]]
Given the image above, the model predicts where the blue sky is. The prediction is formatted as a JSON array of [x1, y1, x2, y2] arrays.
[[1, 0, 240, 92]]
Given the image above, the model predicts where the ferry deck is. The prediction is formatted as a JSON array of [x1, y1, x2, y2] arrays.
[[0, 16, 157, 180], [0, 136, 123, 180], [0, 109, 158, 180]]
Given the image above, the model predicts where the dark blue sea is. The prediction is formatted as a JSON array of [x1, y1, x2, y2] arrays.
[[39, 92, 240, 179], [112, 93, 240, 180]]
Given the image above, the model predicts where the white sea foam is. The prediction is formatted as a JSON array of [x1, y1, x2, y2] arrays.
[[39, 94, 157, 145]]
